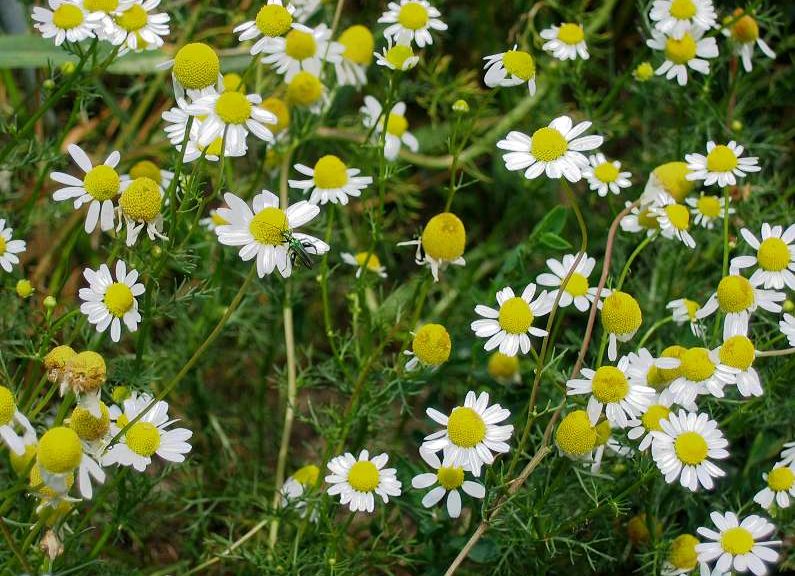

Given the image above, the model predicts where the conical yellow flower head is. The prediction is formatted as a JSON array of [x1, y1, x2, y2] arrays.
[[65, 351, 106, 394], [421, 213, 466, 262], [556, 410, 597, 456], [412, 324, 452, 366], [43, 345, 76, 383]]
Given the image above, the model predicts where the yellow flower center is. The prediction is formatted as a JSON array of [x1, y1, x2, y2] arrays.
[[65, 351, 106, 393], [398, 2, 429, 30], [203, 138, 224, 156], [173, 43, 219, 90], [502, 50, 535, 81], [556, 410, 597, 456], [385, 44, 415, 69], [292, 464, 320, 487], [601, 291, 642, 336], [706, 145, 739, 172], [768, 467, 795, 491], [683, 299, 700, 321], [732, 13, 759, 43], [665, 203, 690, 231], [284, 29, 317, 60], [563, 272, 589, 297], [255, 4, 293, 37], [591, 366, 630, 403], [52, 4, 84, 30], [721, 527, 755, 555], [658, 345, 686, 382], [0, 386, 16, 426], [286, 71, 323, 107], [557, 23, 584, 45], [84, 0, 118, 11], [347, 460, 380, 492], [261, 96, 290, 133], [223, 72, 244, 93], [447, 407, 487, 448], [498, 297, 534, 335], [354, 252, 382, 272], [386, 112, 409, 136], [674, 431, 708, 465], [680, 347, 715, 382], [412, 323, 451, 366], [697, 195, 722, 218], [129, 160, 161, 183], [117, 414, 129, 428], [421, 212, 466, 261], [634, 62, 654, 81], [215, 91, 252, 125], [83, 164, 121, 201], [488, 352, 519, 380], [757, 237, 790, 271], [339, 25, 374, 64], [125, 422, 161, 457], [249, 207, 288, 246], [646, 365, 666, 390], [665, 33, 697, 65], [669, 0, 696, 19], [637, 207, 660, 230], [716, 275, 755, 313], [719, 335, 755, 370], [16, 279, 33, 298], [116, 4, 147, 32], [38, 427, 82, 473], [69, 402, 110, 441], [641, 404, 671, 432], [437, 466, 465, 490], [531, 127, 568, 162], [313, 155, 348, 189], [0, 236, 5, 256], [119, 176, 162, 222], [593, 162, 619, 183], [669, 534, 699, 570], [594, 420, 612, 446], [653, 162, 695, 202], [111, 386, 131, 404], [104, 282, 134, 317], [210, 211, 228, 226]]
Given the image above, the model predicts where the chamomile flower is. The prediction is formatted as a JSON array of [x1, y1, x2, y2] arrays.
[[601, 291, 643, 361], [555, 409, 597, 458], [667, 298, 704, 337], [723, 9, 776, 73], [335, 25, 374, 86], [50, 144, 125, 234], [361, 96, 419, 161], [646, 28, 718, 86], [37, 426, 105, 499], [566, 356, 656, 428], [325, 450, 402, 513], [103, 393, 192, 472], [398, 212, 466, 282], [470, 284, 552, 357], [666, 347, 737, 406], [162, 98, 244, 162], [696, 512, 780, 575], [286, 70, 327, 113], [288, 156, 373, 206], [686, 193, 732, 229], [651, 410, 729, 491], [627, 390, 676, 451], [32, 0, 102, 46], [0, 385, 35, 455], [158, 42, 221, 100], [780, 314, 795, 347], [68, 402, 112, 458], [281, 464, 320, 519], [620, 201, 660, 237], [79, 260, 144, 343], [536, 253, 607, 312], [374, 39, 419, 71], [233, 0, 296, 56], [341, 252, 387, 278], [754, 462, 795, 511], [378, 0, 447, 48], [651, 193, 696, 248], [0, 219, 26, 273], [731, 224, 795, 290], [214, 191, 329, 278], [589, 420, 633, 474], [719, 327, 762, 397], [662, 534, 700, 576], [412, 448, 485, 519], [540, 22, 589, 61], [582, 154, 632, 197], [496, 116, 604, 183], [116, 177, 167, 246], [482, 46, 536, 95], [696, 274, 785, 338], [422, 391, 513, 476], [261, 23, 342, 80], [625, 347, 680, 392], [685, 141, 760, 188], [649, 0, 717, 38], [60, 351, 106, 417], [104, 0, 170, 55], [404, 323, 451, 371], [642, 161, 696, 204]]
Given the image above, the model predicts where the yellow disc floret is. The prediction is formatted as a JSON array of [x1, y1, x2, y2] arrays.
[[594, 162, 619, 183], [284, 29, 317, 60], [767, 467, 795, 492], [38, 427, 82, 473], [674, 431, 708, 465], [354, 252, 383, 272], [716, 275, 755, 313], [665, 203, 690, 231], [421, 212, 465, 261], [44, 345, 76, 382], [0, 385, 16, 426], [385, 44, 415, 69], [9, 442, 37, 476], [222, 72, 244, 93], [680, 347, 715, 382], [757, 238, 790, 272], [641, 404, 671, 432], [69, 402, 110, 441], [119, 176, 162, 222], [502, 50, 535, 81], [669, 534, 699, 571], [30, 463, 74, 498], [215, 91, 252, 125], [634, 62, 654, 82], [488, 352, 519, 381], [65, 351, 106, 394], [591, 366, 630, 403], [731, 11, 759, 44], [249, 207, 288, 246], [104, 282, 134, 317], [293, 464, 320, 487], [557, 23, 584, 45], [652, 162, 695, 202], [665, 33, 697, 65], [556, 410, 597, 456], [339, 25, 374, 65], [84, 0, 119, 11], [721, 527, 755, 555], [498, 297, 534, 335], [286, 71, 323, 107], [531, 127, 567, 162], [696, 195, 722, 218], [594, 420, 612, 446], [627, 513, 661, 545], [125, 421, 161, 456], [83, 165, 121, 201], [601, 291, 642, 337], [129, 160, 162, 183], [669, 0, 696, 19], [706, 145, 738, 172], [658, 345, 686, 383], [437, 466, 464, 490], [116, 4, 148, 32], [563, 272, 589, 297], [412, 324, 452, 366], [719, 335, 755, 371], [313, 155, 349, 189], [53, 4, 84, 30], [637, 207, 660, 230], [255, 4, 293, 37], [261, 96, 290, 134], [447, 407, 486, 448], [173, 43, 220, 90], [347, 460, 380, 492], [386, 113, 409, 136], [398, 2, 429, 30]]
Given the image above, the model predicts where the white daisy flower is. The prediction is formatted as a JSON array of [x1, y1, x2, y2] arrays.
[[665, 347, 737, 406], [260, 23, 343, 80], [233, 0, 296, 56], [470, 284, 552, 357], [37, 426, 105, 500], [0, 219, 26, 274], [651, 409, 729, 491], [341, 251, 387, 278], [361, 96, 419, 161], [780, 314, 795, 347], [667, 298, 704, 337], [378, 0, 447, 48], [335, 25, 374, 87], [50, 144, 126, 234], [535, 253, 608, 313], [104, 393, 192, 472], [496, 115, 604, 183], [723, 10, 776, 73], [404, 323, 451, 371], [627, 389, 676, 451], [685, 141, 760, 188], [482, 45, 536, 95], [566, 356, 656, 429], [696, 274, 785, 339], [718, 324, 762, 398], [79, 260, 144, 343], [115, 177, 168, 247], [32, 0, 102, 46], [162, 98, 245, 163], [625, 347, 681, 393], [540, 22, 589, 61], [696, 512, 780, 575], [650, 193, 696, 248], [288, 156, 373, 206], [620, 201, 660, 237], [0, 385, 36, 456], [686, 193, 733, 229], [662, 533, 701, 576], [646, 28, 718, 86], [649, 0, 717, 38], [412, 448, 485, 519], [641, 161, 697, 205], [374, 39, 419, 71], [214, 191, 329, 278], [397, 212, 466, 282], [81, 0, 135, 41], [280, 464, 320, 520], [422, 391, 513, 476], [199, 208, 230, 232], [325, 450, 402, 513], [731, 224, 795, 290], [582, 153, 632, 197], [104, 0, 170, 55], [754, 462, 795, 511]]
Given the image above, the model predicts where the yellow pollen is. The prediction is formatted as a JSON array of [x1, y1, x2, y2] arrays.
[[292, 464, 320, 487], [104, 282, 134, 317], [398, 2, 429, 30], [719, 335, 755, 370], [447, 407, 486, 448], [716, 275, 755, 313], [669, 534, 699, 570], [601, 291, 642, 336], [354, 252, 382, 272], [594, 420, 612, 446], [563, 272, 589, 297], [669, 0, 697, 19], [83, 164, 120, 201], [653, 162, 695, 202], [125, 421, 161, 457], [557, 23, 584, 45], [731, 12, 759, 43], [116, 4, 147, 32], [665, 203, 690, 231], [593, 162, 619, 183], [284, 29, 317, 60], [411, 323, 452, 366], [488, 352, 519, 380], [385, 44, 415, 69], [637, 208, 660, 230], [173, 43, 220, 90], [347, 460, 380, 492], [641, 404, 671, 432], [706, 145, 738, 172], [591, 366, 630, 403], [215, 91, 252, 125], [697, 195, 722, 218], [768, 467, 795, 492], [249, 207, 288, 246], [9, 443, 37, 477], [52, 4, 84, 29], [286, 71, 323, 107], [313, 155, 348, 189], [421, 212, 466, 261], [665, 33, 697, 64], [222, 72, 244, 93], [119, 177, 162, 222], [674, 431, 708, 465], [721, 527, 755, 555], [530, 127, 567, 162], [129, 160, 161, 183], [658, 345, 686, 382], [556, 410, 597, 456], [65, 351, 106, 393], [261, 96, 290, 134], [0, 386, 16, 426], [680, 347, 715, 382], [502, 50, 535, 81], [386, 113, 409, 136], [498, 297, 534, 334], [757, 237, 790, 271], [84, 0, 118, 11], [437, 466, 465, 490], [339, 25, 374, 64], [38, 427, 82, 473], [69, 402, 110, 441], [255, 4, 293, 37]]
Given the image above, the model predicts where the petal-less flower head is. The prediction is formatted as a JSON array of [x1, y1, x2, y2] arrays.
[[650, 193, 696, 249], [662, 533, 700, 576], [260, 23, 343, 80], [627, 389, 675, 451], [731, 224, 795, 290], [422, 391, 513, 476], [32, 0, 103, 46], [685, 140, 760, 188], [497, 116, 604, 183], [398, 212, 465, 281], [411, 448, 485, 519], [361, 96, 419, 161], [719, 324, 762, 397], [404, 323, 451, 371], [43, 345, 76, 384], [0, 218, 26, 273], [104, 0, 170, 55], [79, 260, 144, 343], [667, 298, 703, 337], [233, 0, 296, 56], [780, 313, 795, 348], [536, 253, 608, 313], [649, 0, 717, 38], [555, 409, 597, 458], [214, 191, 329, 278], [582, 153, 632, 197], [61, 350, 107, 418], [686, 193, 733, 229], [158, 42, 221, 100], [620, 201, 660, 237], [374, 39, 419, 71], [325, 450, 402, 513], [540, 22, 589, 61], [0, 385, 36, 456], [665, 346, 737, 406], [650, 409, 729, 491], [37, 426, 105, 499], [601, 291, 643, 361], [696, 512, 780, 575], [116, 177, 168, 246], [335, 24, 374, 86], [471, 284, 552, 357], [288, 155, 373, 206], [646, 27, 718, 86], [378, 0, 447, 48], [51, 144, 126, 234], [754, 462, 795, 511], [124, 159, 174, 191], [722, 9, 776, 73], [483, 45, 536, 95], [68, 401, 111, 454], [286, 70, 327, 113], [341, 251, 387, 278]]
